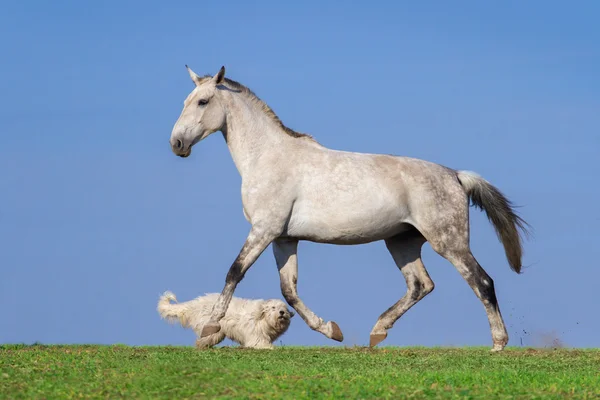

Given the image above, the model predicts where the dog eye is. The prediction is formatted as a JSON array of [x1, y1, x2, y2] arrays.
[[198, 99, 209, 106]]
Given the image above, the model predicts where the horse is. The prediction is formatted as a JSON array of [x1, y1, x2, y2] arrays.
[[168, 65, 530, 351]]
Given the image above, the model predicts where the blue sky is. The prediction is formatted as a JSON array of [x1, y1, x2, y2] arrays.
[[1, 1, 599, 348]]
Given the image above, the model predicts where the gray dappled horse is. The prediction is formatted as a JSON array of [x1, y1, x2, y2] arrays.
[[169, 66, 530, 351]]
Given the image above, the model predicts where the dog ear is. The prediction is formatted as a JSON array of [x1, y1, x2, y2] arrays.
[[255, 306, 267, 320]]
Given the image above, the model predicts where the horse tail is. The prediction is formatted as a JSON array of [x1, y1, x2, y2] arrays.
[[457, 170, 530, 273]]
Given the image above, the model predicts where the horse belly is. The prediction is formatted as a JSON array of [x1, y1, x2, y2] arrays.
[[285, 201, 411, 245]]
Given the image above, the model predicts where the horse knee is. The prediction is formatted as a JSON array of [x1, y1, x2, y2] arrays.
[[422, 279, 435, 297], [280, 284, 298, 307], [409, 277, 435, 301]]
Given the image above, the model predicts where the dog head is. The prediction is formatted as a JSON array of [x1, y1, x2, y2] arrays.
[[261, 299, 295, 330]]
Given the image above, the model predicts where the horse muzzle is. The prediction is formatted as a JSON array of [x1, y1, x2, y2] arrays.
[[170, 138, 192, 158]]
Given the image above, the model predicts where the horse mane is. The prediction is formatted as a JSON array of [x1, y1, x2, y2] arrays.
[[199, 74, 320, 144]]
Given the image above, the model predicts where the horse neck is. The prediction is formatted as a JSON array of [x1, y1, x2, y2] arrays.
[[220, 94, 289, 178]]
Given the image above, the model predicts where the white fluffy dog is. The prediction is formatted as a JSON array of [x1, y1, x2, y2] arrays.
[[157, 291, 294, 349]]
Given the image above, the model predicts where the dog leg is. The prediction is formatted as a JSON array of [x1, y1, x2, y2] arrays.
[[252, 342, 275, 350], [240, 338, 275, 350]]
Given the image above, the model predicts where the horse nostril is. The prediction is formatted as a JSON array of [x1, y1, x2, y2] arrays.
[[175, 139, 183, 149]]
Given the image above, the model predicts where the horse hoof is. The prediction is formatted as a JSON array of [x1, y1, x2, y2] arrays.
[[201, 323, 221, 338], [369, 332, 387, 348], [194, 340, 209, 350], [330, 321, 344, 342]]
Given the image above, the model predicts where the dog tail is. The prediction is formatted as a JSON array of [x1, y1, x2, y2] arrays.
[[157, 291, 188, 326]]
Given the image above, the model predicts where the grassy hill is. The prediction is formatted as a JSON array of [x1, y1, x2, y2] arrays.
[[1, 345, 598, 399]]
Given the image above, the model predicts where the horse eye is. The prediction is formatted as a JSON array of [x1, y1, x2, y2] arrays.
[[198, 99, 209, 106]]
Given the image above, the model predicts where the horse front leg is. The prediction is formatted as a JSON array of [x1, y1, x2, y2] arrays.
[[200, 224, 279, 338], [273, 238, 344, 342]]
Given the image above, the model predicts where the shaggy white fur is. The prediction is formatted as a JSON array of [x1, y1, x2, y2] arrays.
[[157, 291, 294, 349]]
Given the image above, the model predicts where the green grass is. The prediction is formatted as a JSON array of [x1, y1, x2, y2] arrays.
[[1, 345, 599, 399]]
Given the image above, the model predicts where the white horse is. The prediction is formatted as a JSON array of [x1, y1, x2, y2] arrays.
[[169, 66, 530, 351]]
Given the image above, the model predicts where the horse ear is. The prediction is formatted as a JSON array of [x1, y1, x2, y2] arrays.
[[185, 65, 204, 86], [213, 66, 225, 84]]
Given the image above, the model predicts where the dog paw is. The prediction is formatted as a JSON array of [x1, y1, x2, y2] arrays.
[[254, 345, 275, 350]]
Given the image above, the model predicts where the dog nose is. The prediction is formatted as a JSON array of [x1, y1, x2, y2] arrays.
[[279, 310, 285, 316]]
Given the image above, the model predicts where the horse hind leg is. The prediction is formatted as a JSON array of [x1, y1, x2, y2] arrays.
[[423, 221, 509, 351], [195, 331, 226, 349], [273, 239, 343, 342], [444, 249, 508, 351], [370, 231, 435, 347]]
